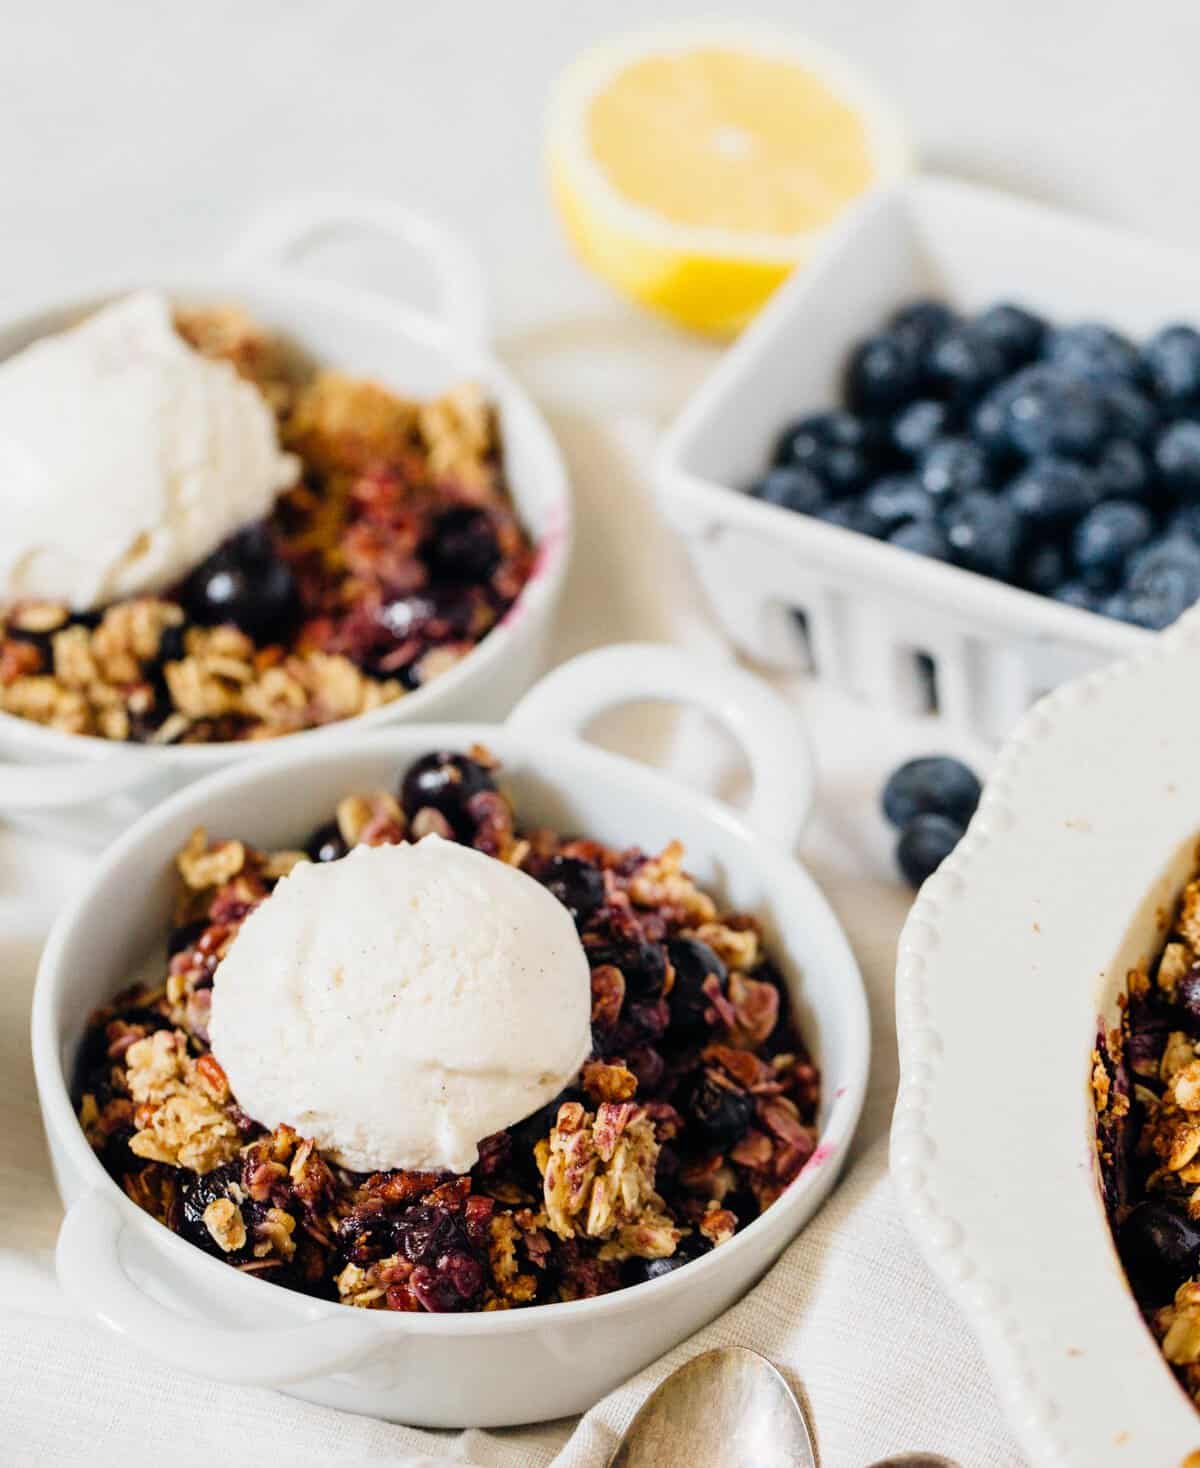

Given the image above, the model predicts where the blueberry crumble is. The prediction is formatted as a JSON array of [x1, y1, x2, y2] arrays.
[[74, 747, 820, 1311], [1095, 874, 1200, 1403], [0, 304, 534, 743], [755, 299, 1200, 630]]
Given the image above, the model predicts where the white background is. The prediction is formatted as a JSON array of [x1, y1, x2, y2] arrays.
[[1, 2, 1195, 1461]]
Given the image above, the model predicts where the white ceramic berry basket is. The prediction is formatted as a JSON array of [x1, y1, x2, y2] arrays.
[[651, 173, 1200, 744], [34, 642, 869, 1428], [0, 193, 570, 846], [891, 604, 1200, 1466]]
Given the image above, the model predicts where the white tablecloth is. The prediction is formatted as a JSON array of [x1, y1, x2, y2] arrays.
[[15, 2, 1199, 1458]]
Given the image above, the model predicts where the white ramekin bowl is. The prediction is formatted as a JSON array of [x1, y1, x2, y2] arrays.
[[34, 642, 868, 1427], [653, 174, 1200, 744], [892, 605, 1200, 1466], [0, 195, 570, 846]]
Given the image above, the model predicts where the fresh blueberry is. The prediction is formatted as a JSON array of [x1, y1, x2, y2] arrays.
[[889, 299, 958, 351], [917, 437, 990, 498], [306, 820, 348, 863], [971, 302, 1045, 369], [1020, 540, 1070, 595], [749, 465, 828, 515], [399, 750, 496, 837], [1124, 576, 1199, 629], [666, 936, 728, 1038], [896, 813, 965, 889], [1155, 420, 1200, 499], [1104, 383, 1159, 445], [539, 855, 605, 926], [970, 383, 1021, 466], [178, 525, 301, 644], [891, 399, 952, 460], [984, 365, 1110, 461], [882, 755, 982, 830], [1127, 533, 1200, 593], [1052, 580, 1101, 611], [922, 324, 1007, 408], [1094, 440, 1151, 501], [1045, 322, 1142, 384], [1005, 458, 1099, 528], [1144, 324, 1200, 413], [888, 520, 951, 561], [1072, 501, 1155, 587], [943, 492, 1024, 579], [861, 476, 935, 537], [845, 331, 923, 415], [1118, 1201, 1200, 1307], [814, 500, 873, 533], [770, 410, 876, 496]]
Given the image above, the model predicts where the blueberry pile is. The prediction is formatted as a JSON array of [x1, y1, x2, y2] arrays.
[[882, 755, 982, 888], [751, 300, 1200, 630]]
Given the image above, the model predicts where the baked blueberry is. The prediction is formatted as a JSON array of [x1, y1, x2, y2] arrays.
[[882, 755, 982, 830], [971, 302, 1045, 369], [916, 437, 989, 498], [1005, 458, 1099, 528], [666, 936, 728, 1037], [943, 492, 1024, 579], [896, 813, 964, 888], [845, 331, 923, 416], [539, 855, 605, 926], [1154, 420, 1200, 498], [687, 1072, 755, 1149], [306, 820, 348, 863], [891, 399, 952, 460], [425, 506, 500, 582], [620, 1230, 712, 1286], [399, 750, 496, 836], [922, 324, 1007, 408], [749, 465, 828, 515], [1072, 501, 1155, 587], [178, 525, 301, 644], [1118, 1201, 1200, 1307], [1144, 324, 1200, 413]]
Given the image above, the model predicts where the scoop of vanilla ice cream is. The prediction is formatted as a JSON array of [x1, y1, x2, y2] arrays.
[[209, 834, 594, 1174], [0, 290, 298, 609]]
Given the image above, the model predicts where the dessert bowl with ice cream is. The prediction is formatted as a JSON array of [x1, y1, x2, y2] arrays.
[[0, 195, 570, 842], [35, 643, 868, 1426]]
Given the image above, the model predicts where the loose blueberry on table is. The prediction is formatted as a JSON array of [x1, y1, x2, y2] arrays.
[[882, 755, 982, 888], [73, 747, 820, 1312], [749, 298, 1200, 630]]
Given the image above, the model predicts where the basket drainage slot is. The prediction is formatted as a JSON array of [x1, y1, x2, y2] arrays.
[[790, 609, 815, 673], [913, 650, 938, 714]]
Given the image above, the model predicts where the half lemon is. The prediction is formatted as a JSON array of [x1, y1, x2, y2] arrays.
[[547, 25, 912, 336]]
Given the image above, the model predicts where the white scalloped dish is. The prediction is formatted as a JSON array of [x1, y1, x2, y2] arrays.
[[892, 605, 1200, 1467]]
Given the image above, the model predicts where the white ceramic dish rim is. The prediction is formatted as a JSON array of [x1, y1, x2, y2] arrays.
[[891, 606, 1200, 1466], [35, 643, 869, 1368], [0, 194, 571, 797]]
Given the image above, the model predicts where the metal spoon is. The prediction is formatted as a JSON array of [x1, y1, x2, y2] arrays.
[[608, 1346, 957, 1468]]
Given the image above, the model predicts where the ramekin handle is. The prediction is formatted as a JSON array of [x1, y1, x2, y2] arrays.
[[508, 643, 814, 850], [0, 751, 159, 810], [226, 192, 488, 348], [57, 1190, 378, 1386]]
